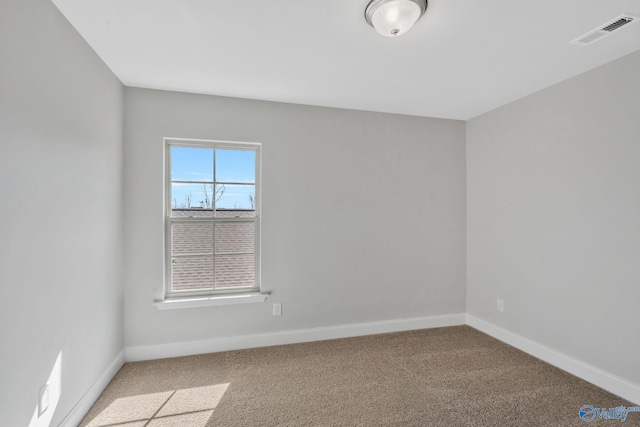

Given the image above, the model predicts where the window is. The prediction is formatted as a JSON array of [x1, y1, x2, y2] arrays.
[[165, 138, 260, 299]]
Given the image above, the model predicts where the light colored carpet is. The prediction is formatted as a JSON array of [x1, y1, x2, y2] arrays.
[[80, 326, 633, 426]]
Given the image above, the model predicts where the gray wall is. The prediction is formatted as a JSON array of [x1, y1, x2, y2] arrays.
[[467, 51, 640, 385], [0, 0, 124, 425], [123, 88, 466, 348]]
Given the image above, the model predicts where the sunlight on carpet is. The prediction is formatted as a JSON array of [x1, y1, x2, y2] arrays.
[[85, 383, 229, 427]]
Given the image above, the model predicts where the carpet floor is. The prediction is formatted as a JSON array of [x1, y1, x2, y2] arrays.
[[79, 326, 634, 426]]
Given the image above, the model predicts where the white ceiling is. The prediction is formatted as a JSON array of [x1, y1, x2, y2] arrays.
[[52, 0, 640, 120]]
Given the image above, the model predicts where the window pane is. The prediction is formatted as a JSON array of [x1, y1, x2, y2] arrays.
[[215, 222, 255, 254], [171, 146, 213, 182], [216, 149, 255, 183], [171, 183, 216, 216], [166, 141, 260, 297], [172, 222, 213, 255], [172, 256, 214, 291], [215, 254, 255, 288], [215, 184, 256, 213]]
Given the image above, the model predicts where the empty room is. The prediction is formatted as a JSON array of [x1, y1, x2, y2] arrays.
[[2, 0, 639, 426]]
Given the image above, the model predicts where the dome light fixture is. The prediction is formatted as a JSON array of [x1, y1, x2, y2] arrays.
[[365, 0, 428, 37]]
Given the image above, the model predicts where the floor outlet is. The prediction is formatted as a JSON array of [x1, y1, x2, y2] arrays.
[[273, 302, 282, 316]]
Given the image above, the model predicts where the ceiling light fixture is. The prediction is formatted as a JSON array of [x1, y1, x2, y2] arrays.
[[365, 0, 428, 38]]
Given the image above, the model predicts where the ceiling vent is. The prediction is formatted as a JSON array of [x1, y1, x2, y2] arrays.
[[571, 14, 639, 46]]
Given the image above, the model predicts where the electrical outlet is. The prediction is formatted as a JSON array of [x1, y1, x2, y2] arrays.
[[497, 299, 504, 313], [38, 383, 50, 417], [273, 302, 282, 316]]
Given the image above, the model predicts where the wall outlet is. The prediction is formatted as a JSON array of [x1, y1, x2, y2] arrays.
[[497, 299, 504, 313], [38, 383, 50, 417], [273, 302, 282, 316]]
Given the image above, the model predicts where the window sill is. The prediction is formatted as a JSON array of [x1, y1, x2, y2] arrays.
[[154, 292, 269, 310]]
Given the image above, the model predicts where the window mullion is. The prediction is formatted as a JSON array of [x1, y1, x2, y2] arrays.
[[171, 253, 215, 257], [212, 148, 217, 289]]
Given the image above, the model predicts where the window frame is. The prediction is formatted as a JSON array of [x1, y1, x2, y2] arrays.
[[163, 137, 261, 299]]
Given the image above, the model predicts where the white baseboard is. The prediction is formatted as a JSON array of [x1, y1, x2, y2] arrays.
[[466, 314, 640, 405], [59, 313, 639, 425], [58, 351, 125, 427], [125, 313, 466, 362]]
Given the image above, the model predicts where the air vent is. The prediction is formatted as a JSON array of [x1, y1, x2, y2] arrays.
[[602, 17, 633, 32], [571, 14, 639, 46]]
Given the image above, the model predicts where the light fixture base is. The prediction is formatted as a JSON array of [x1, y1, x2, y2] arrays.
[[365, 0, 428, 37]]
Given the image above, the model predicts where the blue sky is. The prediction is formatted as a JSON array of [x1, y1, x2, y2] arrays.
[[171, 146, 255, 210]]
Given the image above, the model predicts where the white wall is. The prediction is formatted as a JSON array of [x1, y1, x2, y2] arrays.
[[123, 88, 466, 349], [3, 0, 638, 418], [467, 50, 640, 386], [0, 0, 124, 425]]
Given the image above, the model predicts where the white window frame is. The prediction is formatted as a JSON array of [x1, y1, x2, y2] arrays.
[[162, 137, 262, 303]]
